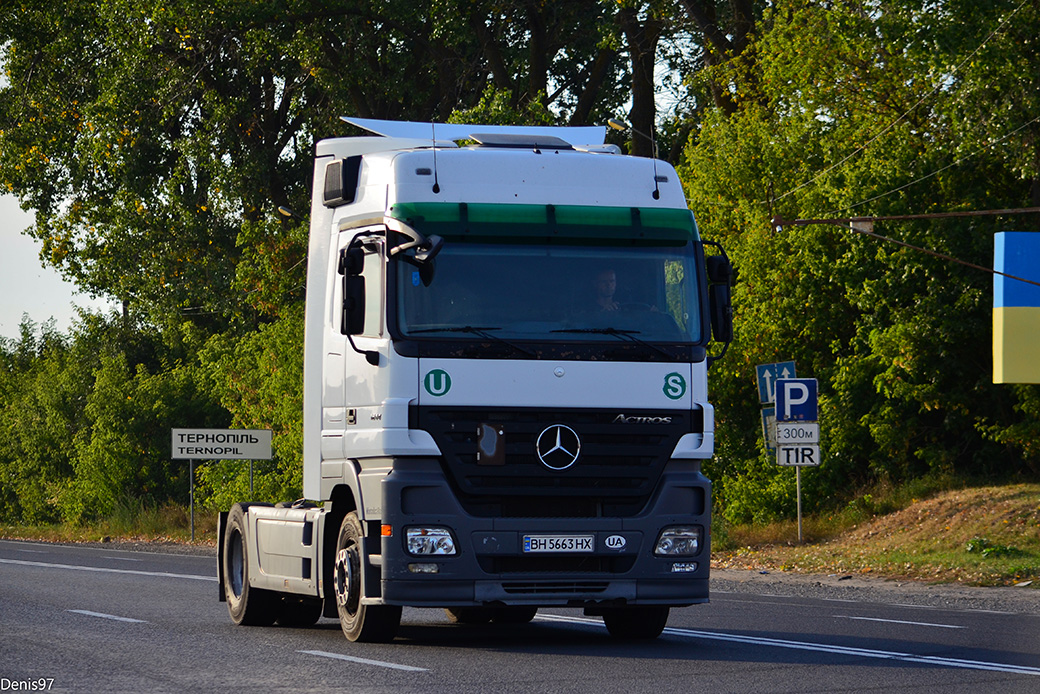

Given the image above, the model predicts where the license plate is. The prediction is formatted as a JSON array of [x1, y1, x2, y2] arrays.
[[523, 535, 595, 553]]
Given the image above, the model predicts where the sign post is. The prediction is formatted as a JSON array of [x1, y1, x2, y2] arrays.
[[774, 379, 820, 543], [171, 429, 273, 541]]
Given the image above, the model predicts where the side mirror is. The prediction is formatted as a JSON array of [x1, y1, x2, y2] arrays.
[[342, 275, 365, 335], [706, 255, 733, 285], [709, 281, 733, 343], [401, 234, 443, 287], [339, 246, 365, 276], [704, 250, 734, 345], [339, 245, 366, 336]]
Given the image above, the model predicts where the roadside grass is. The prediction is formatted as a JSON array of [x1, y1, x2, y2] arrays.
[[0, 500, 219, 546], [713, 483, 1040, 586]]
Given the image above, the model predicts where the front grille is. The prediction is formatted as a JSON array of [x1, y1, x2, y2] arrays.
[[413, 406, 698, 517]]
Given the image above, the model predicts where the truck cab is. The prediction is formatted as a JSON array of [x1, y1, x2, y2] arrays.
[[219, 118, 732, 642]]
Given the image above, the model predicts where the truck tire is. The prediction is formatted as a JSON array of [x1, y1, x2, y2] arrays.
[[602, 606, 669, 640], [223, 503, 278, 626], [333, 511, 401, 642]]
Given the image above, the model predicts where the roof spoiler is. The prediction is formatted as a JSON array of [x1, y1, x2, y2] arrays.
[[341, 116, 606, 147]]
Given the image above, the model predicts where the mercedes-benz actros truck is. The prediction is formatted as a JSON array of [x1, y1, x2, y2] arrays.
[[218, 117, 733, 642]]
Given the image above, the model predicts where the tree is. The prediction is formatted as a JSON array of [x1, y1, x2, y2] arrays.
[[680, 0, 1040, 520]]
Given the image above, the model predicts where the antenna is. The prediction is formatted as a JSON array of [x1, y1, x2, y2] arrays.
[[608, 118, 660, 199], [431, 122, 441, 194]]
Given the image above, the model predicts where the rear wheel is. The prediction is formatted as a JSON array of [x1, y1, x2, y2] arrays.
[[333, 512, 401, 642], [223, 504, 278, 626], [602, 606, 669, 640]]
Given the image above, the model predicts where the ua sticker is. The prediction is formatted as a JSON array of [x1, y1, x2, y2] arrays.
[[423, 369, 452, 397], [663, 372, 687, 400]]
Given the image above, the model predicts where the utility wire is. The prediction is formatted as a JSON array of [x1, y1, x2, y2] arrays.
[[766, 0, 1029, 205], [833, 114, 1040, 216], [774, 211, 1040, 289]]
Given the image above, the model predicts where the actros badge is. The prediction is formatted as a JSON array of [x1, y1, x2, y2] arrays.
[[535, 424, 581, 470]]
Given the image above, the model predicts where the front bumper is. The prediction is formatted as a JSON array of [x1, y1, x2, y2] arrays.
[[379, 458, 711, 607]]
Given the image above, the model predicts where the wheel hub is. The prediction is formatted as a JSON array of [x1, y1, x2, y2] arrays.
[[334, 546, 360, 613]]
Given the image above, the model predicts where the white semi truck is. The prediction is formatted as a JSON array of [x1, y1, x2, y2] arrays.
[[218, 117, 733, 642]]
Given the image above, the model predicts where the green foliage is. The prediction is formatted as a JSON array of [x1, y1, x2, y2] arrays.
[[195, 307, 305, 509], [685, 0, 1040, 521], [966, 536, 1026, 559], [0, 315, 225, 524]]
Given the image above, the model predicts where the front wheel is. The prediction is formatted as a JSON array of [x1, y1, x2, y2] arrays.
[[602, 606, 669, 640], [333, 512, 401, 642]]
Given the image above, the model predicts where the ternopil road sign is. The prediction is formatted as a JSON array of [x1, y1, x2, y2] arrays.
[[171, 429, 272, 460]]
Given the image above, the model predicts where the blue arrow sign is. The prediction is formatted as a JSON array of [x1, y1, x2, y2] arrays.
[[776, 378, 818, 421], [755, 361, 796, 404], [760, 406, 777, 452]]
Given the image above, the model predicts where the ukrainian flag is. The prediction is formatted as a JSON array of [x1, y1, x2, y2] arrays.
[[994, 232, 1040, 383]]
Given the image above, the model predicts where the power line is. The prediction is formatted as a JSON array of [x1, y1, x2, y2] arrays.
[[773, 209, 1040, 289], [766, 0, 1030, 206], [833, 114, 1040, 216]]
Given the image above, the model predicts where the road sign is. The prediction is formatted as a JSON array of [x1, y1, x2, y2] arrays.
[[775, 421, 819, 445], [171, 429, 272, 460], [755, 361, 796, 404], [760, 406, 777, 452], [775, 378, 818, 421], [777, 444, 820, 467]]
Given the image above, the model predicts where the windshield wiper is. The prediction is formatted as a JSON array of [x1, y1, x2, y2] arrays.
[[409, 326, 535, 357], [551, 327, 672, 359]]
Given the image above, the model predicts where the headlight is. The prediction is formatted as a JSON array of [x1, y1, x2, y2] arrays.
[[654, 526, 701, 556], [405, 527, 457, 556]]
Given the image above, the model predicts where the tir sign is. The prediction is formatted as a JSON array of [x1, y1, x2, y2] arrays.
[[775, 378, 818, 422]]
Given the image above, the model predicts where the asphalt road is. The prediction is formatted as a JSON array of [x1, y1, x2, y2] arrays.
[[1, 539, 1038, 693]]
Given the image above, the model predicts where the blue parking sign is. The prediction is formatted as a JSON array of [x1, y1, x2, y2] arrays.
[[775, 378, 818, 421]]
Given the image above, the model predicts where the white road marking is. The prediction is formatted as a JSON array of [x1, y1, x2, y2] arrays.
[[102, 556, 143, 562], [835, 615, 966, 629], [535, 614, 1040, 676], [299, 650, 428, 672], [67, 609, 147, 624], [0, 557, 217, 581]]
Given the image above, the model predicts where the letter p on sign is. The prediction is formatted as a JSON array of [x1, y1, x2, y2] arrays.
[[776, 378, 818, 421]]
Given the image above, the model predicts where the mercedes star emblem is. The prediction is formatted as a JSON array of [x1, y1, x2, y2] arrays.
[[535, 424, 581, 470]]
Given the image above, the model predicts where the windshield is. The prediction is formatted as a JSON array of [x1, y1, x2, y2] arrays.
[[396, 241, 705, 344]]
